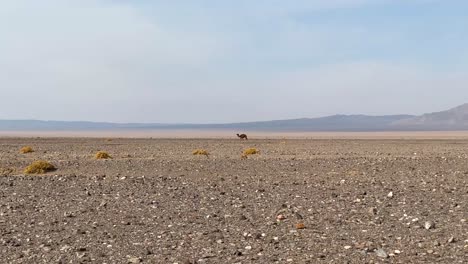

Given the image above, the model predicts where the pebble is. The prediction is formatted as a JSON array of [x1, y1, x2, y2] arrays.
[[42, 246, 51, 252], [387, 192, 394, 198], [375, 248, 389, 258], [295, 223, 306, 229], [277, 214, 286, 221], [424, 221, 435, 230], [60, 245, 71, 251], [368, 207, 377, 215], [344, 246, 352, 249], [127, 256, 141, 263]]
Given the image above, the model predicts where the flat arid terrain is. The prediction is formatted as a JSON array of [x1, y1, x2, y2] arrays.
[[1, 137, 467, 263]]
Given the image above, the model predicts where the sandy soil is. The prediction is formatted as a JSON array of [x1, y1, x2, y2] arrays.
[[0, 137, 467, 263]]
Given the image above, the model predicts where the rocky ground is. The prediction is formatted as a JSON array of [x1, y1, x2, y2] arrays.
[[0, 137, 467, 263]]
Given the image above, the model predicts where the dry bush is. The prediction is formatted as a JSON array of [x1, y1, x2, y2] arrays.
[[243, 148, 260, 156], [95, 151, 112, 159], [193, 149, 210, 156], [0, 167, 15, 176], [20, 146, 34, 154], [24, 160, 56, 174]]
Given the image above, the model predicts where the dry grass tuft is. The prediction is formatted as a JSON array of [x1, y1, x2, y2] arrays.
[[95, 151, 112, 159], [243, 148, 260, 156], [24, 160, 56, 174], [0, 167, 15, 176], [193, 149, 210, 156], [20, 146, 34, 154]]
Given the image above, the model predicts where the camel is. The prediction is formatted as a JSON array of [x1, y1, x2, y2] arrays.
[[237, 133, 248, 140]]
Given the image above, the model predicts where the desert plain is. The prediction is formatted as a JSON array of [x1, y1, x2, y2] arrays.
[[0, 135, 467, 263]]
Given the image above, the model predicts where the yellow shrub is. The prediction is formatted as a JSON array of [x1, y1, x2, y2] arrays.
[[0, 167, 15, 176], [243, 148, 260, 156], [20, 146, 34, 154], [24, 160, 56, 174], [95, 151, 112, 159], [193, 149, 209, 156]]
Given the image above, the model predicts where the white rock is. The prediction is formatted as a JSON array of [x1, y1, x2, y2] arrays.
[[424, 221, 434, 230], [375, 248, 389, 259]]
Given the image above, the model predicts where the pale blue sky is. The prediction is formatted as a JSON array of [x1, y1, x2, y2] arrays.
[[1, 0, 468, 123]]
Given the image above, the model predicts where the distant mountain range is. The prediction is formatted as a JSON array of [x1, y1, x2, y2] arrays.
[[2, 104, 468, 132]]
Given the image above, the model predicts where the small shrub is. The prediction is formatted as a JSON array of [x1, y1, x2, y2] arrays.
[[0, 167, 15, 176], [193, 149, 209, 156], [24, 160, 56, 174], [243, 148, 260, 156], [20, 146, 34, 154], [95, 151, 112, 159]]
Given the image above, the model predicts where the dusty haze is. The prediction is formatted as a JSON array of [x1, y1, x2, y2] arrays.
[[1, 0, 468, 123]]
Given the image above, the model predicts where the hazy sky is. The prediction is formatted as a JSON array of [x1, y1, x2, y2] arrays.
[[1, 0, 468, 123]]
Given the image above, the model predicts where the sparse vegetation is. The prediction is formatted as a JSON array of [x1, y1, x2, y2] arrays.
[[193, 149, 210, 156], [241, 148, 260, 159], [24, 160, 56, 174], [0, 167, 15, 176], [243, 148, 260, 156], [95, 151, 112, 159], [20, 146, 34, 154]]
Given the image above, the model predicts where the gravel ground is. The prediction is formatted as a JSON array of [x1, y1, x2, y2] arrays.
[[0, 138, 467, 263]]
